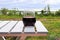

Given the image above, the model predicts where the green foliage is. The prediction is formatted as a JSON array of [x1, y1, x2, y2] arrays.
[[8, 10, 13, 16], [12, 10, 17, 15], [26, 36, 47, 40], [41, 10, 45, 15], [0, 8, 60, 16], [47, 5, 51, 15], [19, 11, 21, 16], [55, 10, 60, 16], [39, 5, 51, 16], [0, 15, 22, 20], [1, 8, 8, 15], [6, 37, 17, 40], [48, 34, 56, 40], [51, 13, 55, 16]]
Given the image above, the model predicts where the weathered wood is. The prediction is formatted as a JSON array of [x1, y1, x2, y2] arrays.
[[11, 21, 24, 33], [0, 21, 17, 33], [24, 26, 35, 34], [0, 21, 9, 29], [20, 35, 26, 40], [0, 21, 48, 40], [0, 33, 48, 36], [35, 21, 48, 33]]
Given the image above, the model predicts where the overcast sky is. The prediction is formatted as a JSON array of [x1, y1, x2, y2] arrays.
[[0, 0, 60, 10]]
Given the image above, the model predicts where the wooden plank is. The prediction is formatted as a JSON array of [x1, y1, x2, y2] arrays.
[[11, 21, 24, 33], [0, 21, 10, 28], [35, 21, 48, 33], [0, 33, 48, 36], [24, 26, 35, 34], [0, 21, 18, 33]]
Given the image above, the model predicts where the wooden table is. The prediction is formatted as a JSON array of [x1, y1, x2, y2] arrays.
[[0, 21, 48, 40]]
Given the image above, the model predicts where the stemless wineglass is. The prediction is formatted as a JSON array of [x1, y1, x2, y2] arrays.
[[22, 11, 36, 26]]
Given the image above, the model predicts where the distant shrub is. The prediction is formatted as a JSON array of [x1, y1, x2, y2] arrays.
[[55, 10, 60, 16]]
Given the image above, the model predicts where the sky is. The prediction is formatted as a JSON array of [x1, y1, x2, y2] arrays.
[[0, 0, 60, 11]]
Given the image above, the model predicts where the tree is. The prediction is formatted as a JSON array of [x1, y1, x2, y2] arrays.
[[8, 10, 13, 16], [55, 9, 60, 16], [12, 8, 17, 15], [47, 5, 51, 15], [41, 10, 45, 15], [39, 10, 45, 16], [35, 11, 38, 16], [1, 8, 8, 15], [19, 11, 22, 16]]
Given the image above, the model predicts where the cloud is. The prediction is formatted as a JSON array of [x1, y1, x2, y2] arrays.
[[29, 0, 44, 4], [0, 0, 60, 10], [0, 0, 60, 5], [0, 0, 26, 4], [44, 0, 60, 5]]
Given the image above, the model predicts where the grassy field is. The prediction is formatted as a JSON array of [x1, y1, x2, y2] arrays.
[[25, 16, 60, 40], [0, 15, 60, 40], [0, 15, 22, 20]]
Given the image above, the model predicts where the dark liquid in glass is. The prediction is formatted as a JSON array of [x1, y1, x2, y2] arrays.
[[23, 18, 36, 26]]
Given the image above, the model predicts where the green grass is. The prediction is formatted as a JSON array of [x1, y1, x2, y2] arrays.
[[0, 15, 60, 40], [26, 36, 48, 40], [0, 15, 22, 20], [26, 16, 60, 40]]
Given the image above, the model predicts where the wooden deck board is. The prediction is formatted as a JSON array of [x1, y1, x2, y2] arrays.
[[0, 21, 48, 34], [0, 21, 18, 33], [0, 21, 10, 28], [11, 21, 24, 33], [35, 21, 48, 33], [0, 21, 48, 40], [24, 26, 35, 34]]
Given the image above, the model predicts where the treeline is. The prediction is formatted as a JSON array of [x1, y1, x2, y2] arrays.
[[36, 5, 60, 16], [35, 9, 60, 16], [0, 8, 21, 16], [0, 7, 60, 16]]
